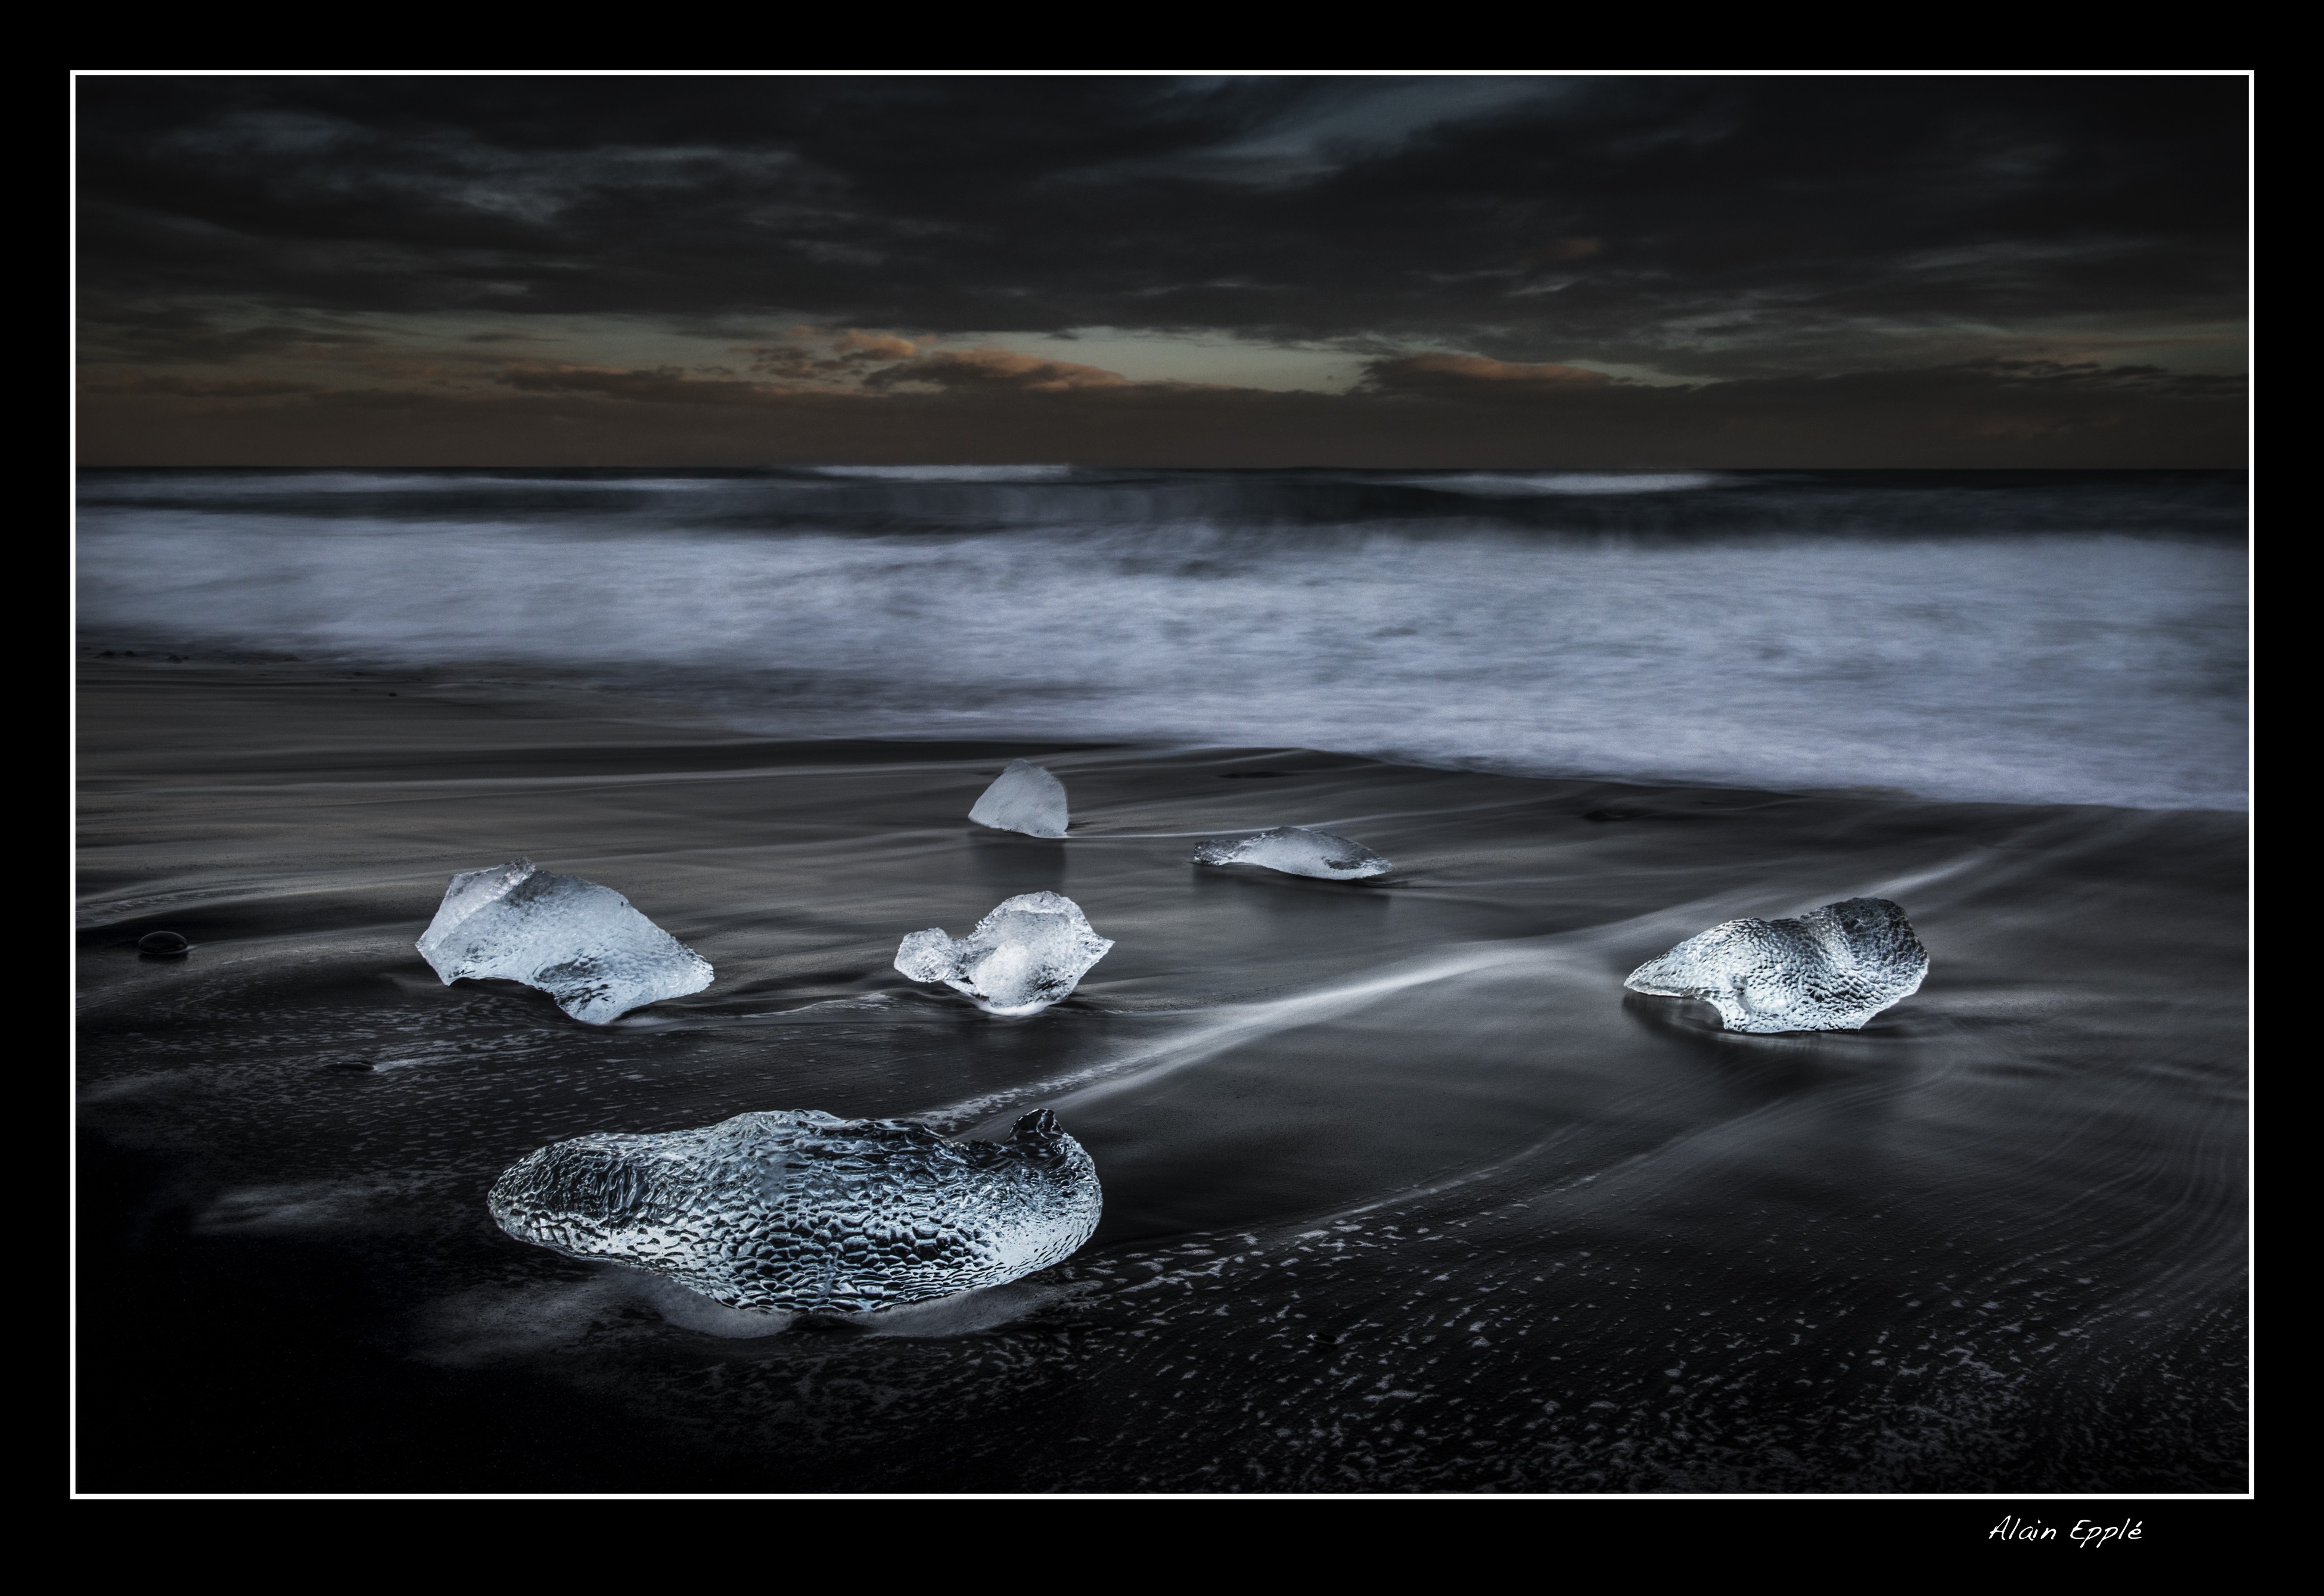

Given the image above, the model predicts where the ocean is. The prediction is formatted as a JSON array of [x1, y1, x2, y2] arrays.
[[76, 467, 2247, 809]]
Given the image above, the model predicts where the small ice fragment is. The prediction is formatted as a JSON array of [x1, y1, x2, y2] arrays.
[[1191, 825, 1391, 880], [1623, 896, 1929, 1033], [487, 1107, 1101, 1314], [894, 890, 1113, 1015], [969, 759, 1068, 837], [416, 858, 712, 1024]]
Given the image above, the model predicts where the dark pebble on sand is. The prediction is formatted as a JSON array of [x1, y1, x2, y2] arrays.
[[136, 931, 190, 957]]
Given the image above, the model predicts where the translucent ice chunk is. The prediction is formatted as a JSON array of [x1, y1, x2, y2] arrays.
[[894, 890, 1113, 1015], [415, 858, 713, 1024], [968, 759, 1068, 837], [488, 1107, 1101, 1314], [1191, 825, 1391, 880], [1623, 896, 1929, 1033]]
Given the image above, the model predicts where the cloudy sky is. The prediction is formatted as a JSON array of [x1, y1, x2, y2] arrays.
[[76, 74, 2248, 467]]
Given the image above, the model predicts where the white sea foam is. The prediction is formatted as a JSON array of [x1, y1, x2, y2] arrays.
[[806, 464, 1077, 482], [83, 471, 504, 500], [75, 474, 2248, 810], [1405, 472, 1722, 496]]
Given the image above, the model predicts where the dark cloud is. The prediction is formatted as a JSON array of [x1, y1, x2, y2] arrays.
[[79, 372, 321, 398], [1359, 353, 1614, 398], [493, 364, 792, 405], [74, 74, 2247, 462], [77, 77, 2245, 338], [1357, 350, 2248, 412], [77, 297, 385, 365], [862, 347, 1144, 392]]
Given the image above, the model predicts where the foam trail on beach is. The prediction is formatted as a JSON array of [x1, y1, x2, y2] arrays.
[[928, 941, 1548, 1134]]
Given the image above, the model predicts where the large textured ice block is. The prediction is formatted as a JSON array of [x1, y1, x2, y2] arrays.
[[894, 890, 1113, 1015], [968, 759, 1069, 837], [1191, 825, 1391, 880], [416, 858, 713, 1024], [488, 1108, 1101, 1314], [1624, 896, 1929, 1033]]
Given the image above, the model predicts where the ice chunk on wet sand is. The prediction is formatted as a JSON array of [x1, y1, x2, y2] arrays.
[[488, 1108, 1101, 1314], [895, 890, 1112, 1015], [969, 759, 1068, 837], [1624, 896, 1928, 1033], [416, 858, 712, 1024], [1192, 825, 1391, 880]]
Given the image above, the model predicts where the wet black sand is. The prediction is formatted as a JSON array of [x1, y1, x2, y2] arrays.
[[74, 660, 2248, 1492]]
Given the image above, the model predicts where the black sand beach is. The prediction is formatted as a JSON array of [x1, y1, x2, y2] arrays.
[[74, 658, 2247, 1492]]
